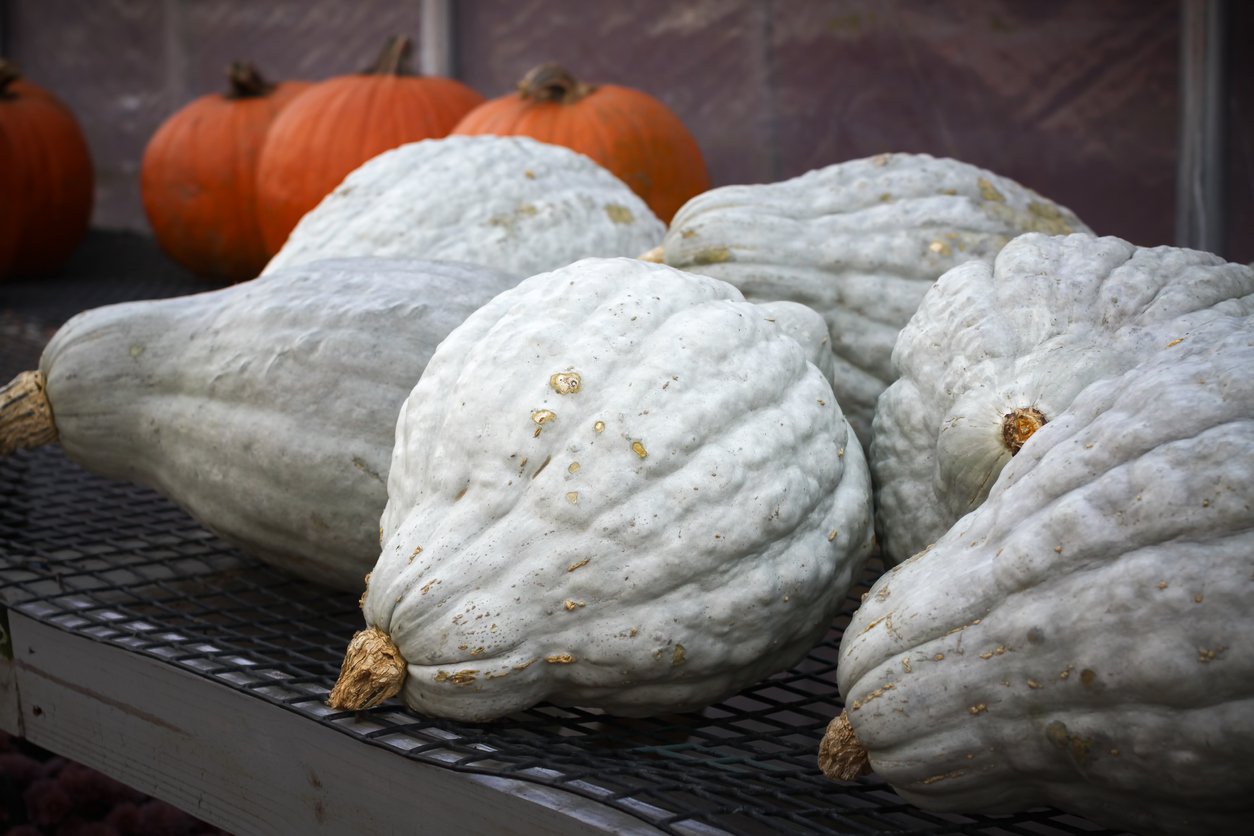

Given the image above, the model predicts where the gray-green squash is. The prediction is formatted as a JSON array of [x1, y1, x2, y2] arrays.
[[660, 153, 1093, 444], [0, 258, 518, 591]]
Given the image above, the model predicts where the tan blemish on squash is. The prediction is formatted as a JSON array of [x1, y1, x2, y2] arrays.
[[1028, 680, 1041, 689], [486, 671, 510, 679], [828, 529, 838, 541], [593, 421, 605, 433], [568, 462, 580, 473], [995, 646, 1005, 655], [327, 627, 406, 710], [902, 658, 911, 673], [632, 441, 648, 458], [979, 652, 993, 659], [1002, 406, 1047, 455], [605, 204, 634, 224], [420, 578, 439, 595], [566, 491, 578, 504], [550, 372, 581, 394], [1198, 646, 1222, 662], [434, 669, 478, 685], [567, 557, 589, 572], [921, 771, 966, 785], [408, 545, 423, 564], [856, 612, 891, 636], [532, 409, 556, 426], [630, 628, 638, 637], [978, 178, 1005, 202], [818, 710, 872, 781], [513, 659, 537, 670], [454, 487, 468, 501], [691, 246, 731, 265], [934, 654, 944, 661], [937, 188, 957, 195], [871, 153, 891, 166], [532, 455, 551, 479], [673, 644, 685, 665], [1081, 669, 1097, 687], [929, 241, 952, 257], [469, 647, 484, 656], [545, 654, 576, 664], [1165, 337, 1185, 349], [969, 704, 987, 715]]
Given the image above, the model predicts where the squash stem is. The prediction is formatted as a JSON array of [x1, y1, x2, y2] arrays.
[[1001, 406, 1047, 456], [224, 61, 274, 99], [0, 371, 58, 456], [818, 709, 873, 781], [366, 35, 415, 76], [328, 626, 406, 711], [516, 63, 596, 105]]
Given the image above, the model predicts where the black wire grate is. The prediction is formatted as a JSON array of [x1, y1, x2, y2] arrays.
[[0, 238, 1131, 836]]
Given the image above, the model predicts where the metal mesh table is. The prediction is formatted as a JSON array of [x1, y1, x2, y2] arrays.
[[0, 235, 1128, 836]]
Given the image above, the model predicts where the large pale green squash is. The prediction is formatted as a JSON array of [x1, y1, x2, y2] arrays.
[[329, 257, 873, 721], [824, 305, 1254, 836], [660, 153, 1092, 444], [0, 258, 517, 590]]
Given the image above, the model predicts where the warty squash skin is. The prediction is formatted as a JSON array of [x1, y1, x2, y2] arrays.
[[830, 309, 1254, 836], [872, 233, 1254, 566], [3, 258, 518, 591], [660, 153, 1093, 445], [262, 135, 665, 279], [335, 258, 873, 721]]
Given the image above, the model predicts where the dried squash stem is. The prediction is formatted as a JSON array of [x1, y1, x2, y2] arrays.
[[818, 709, 873, 781], [328, 626, 406, 710], [0, 371, 58, 456]]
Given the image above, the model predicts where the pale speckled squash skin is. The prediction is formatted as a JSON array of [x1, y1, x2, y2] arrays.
[[838, 310, 1254, 836], [661, 153, 1093, 445], [263, 135, 665, 279], [39, 258, 518, 591], [873, 234, 1254, 566], [362, 258, 873, 721]]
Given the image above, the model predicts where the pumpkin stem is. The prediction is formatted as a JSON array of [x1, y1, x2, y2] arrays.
[[328, 626, 407, 711], [224, 61, 274, 99], [367, 35, 416, 76], [516, 63, 596, 105], [0, 59, 21, 99], [818, 709, 874, 781], [1001, 406, 1047, 456], [0, 371, 59, 456]]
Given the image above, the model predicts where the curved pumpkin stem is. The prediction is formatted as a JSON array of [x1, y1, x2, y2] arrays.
[[367, 35, 416, 76], [0, 371, 59, 456], [328, 626, 407, 710], [0, 59, 21, 99], [818, 709, 874, 781], [516, 63, 596, 105], [224, 61, 274, 99]]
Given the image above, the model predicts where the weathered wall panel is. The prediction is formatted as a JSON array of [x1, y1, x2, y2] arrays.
[[458, 0, 777, 192], [770, 0, 1180, 246], [3, 0, 1212, 257]]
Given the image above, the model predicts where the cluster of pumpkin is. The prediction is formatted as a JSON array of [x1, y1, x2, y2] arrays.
[[3, 39, 1252, 836], [139, 36, 707, 282]]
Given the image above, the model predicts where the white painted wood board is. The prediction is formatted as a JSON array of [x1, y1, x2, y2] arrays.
[[8, 611, 671, 836]]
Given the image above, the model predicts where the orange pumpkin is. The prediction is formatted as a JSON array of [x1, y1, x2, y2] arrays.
[[0, 59, 94, 280], [452, 63, 709, 225], [255, 36, 484, 256], [141, 62, 310, 282]]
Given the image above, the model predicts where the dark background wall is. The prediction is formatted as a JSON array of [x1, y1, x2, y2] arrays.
[[5, 0, 1251, 261]]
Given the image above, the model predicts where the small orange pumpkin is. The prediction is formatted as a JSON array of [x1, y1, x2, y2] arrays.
[[141, 62, 311, 282], [0, 59, 94, 279], [452, 63, 709, 225], [256, 36, 484, 256]]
